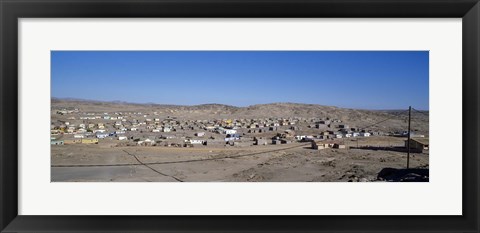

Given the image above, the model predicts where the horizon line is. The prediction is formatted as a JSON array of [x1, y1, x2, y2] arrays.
[[51, 97, 429, 111]]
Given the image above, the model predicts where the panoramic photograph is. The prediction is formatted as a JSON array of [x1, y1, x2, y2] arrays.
[[50, 51, 429, 182]]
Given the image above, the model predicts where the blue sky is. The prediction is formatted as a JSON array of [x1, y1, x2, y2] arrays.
[[51, 51, 429, 110]]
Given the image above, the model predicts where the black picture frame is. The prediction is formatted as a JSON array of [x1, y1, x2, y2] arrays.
[[1, 0, 479, 232]]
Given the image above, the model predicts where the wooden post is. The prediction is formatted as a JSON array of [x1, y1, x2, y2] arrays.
[[407, 106, 411, 169]]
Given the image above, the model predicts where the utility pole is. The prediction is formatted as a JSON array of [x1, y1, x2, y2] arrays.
[[407, 106, 411, 169]]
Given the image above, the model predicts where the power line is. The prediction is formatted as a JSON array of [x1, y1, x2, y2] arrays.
[[361, 109, 409, 130], [412, 108, 429, 117]]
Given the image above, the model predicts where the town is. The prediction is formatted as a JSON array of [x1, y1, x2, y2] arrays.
[[51, 107, 428, 152], [49, 101, 430, 182]]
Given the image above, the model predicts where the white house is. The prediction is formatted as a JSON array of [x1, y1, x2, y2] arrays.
[[224, 129, 237, 135], [295, 135, 306, 140], [77, 128, 87, 133], [185, 139, 204, 144], [96, 133, 109, 139], [361, 132, 371, 137]]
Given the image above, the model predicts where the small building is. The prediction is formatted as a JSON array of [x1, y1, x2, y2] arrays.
[[319, 120, 331, 125], [224, 129, 237, 135], [144, 138, 156, 146], [254, 138, 267, 145], [195, 132, 205, 137], [82, 138, 99, 144], [96, 133, 109, 139], [50, 140, 64, 145], [280, 139, 291, 144], [64, 139, 82, 144], [360, 132, 371, 137], [333, 143, 346, 149], [118, 136, 128, 140], [405, 138, 429, 152], [74, 134, 85, 139], [311, 140, 326, 150]]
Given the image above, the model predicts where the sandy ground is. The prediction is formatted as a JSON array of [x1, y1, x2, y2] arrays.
[[51, 136, 429, 182]]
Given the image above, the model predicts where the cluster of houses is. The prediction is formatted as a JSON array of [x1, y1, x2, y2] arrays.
[[51, 108, 386, 149]]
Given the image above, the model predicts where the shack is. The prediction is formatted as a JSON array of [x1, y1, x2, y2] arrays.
[[405, 138, 429, 152]]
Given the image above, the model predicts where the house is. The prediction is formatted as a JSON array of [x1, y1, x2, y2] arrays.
[[405, 138, 429, 152], [295, 135, 306, 141], [96, 133, 109, 139], [224, 129, 237, 135], [81, 138, 99, 144], [144, 138, 156, 145], [224, 134, 240, 142], [272, 139, 281, 145], [195, 132, 205, 137], [254, 138, 267, 145], [184, 139, 206, 146], [50, 140, 64, 145], [319, 120, 331, 125], [360, 132, 371, 137], [64, 139, 82, 144], [280, 139, 291, 144], [333, 143, 346, 149], [311, 140, 327, 150]]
